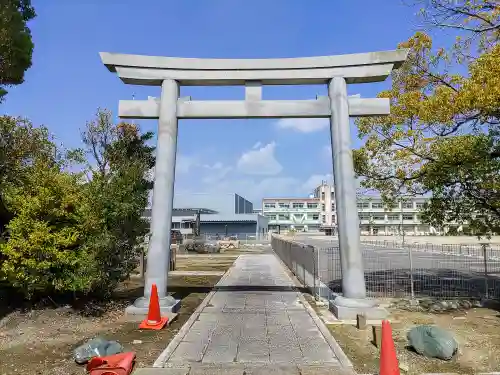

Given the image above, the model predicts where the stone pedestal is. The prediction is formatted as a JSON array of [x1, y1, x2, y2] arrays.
[[329, 296, 388, 320], [125, 295, 181, 318]]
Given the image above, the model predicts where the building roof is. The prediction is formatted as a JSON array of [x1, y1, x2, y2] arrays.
[[200, 213, 264, 223], [263, 197, 319, 201], [143, 207, 219, 218]]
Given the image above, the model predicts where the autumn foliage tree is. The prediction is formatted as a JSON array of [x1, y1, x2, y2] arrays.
[[354, 0, 500, 236]]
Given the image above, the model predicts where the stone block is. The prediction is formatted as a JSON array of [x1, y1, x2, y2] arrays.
[[189, 364, 246, 375], [236, 340, 270, 363], [125, 300, 181, 322], [356, 314, 367, 330], [132, 368, 190, 375], [244, 365, 299, 375], [372, 325, 382, 348], [298, 365, 355, 375], [168, 341, 206, 362], [202, 344, 238, 363], [329, 298, 388, 320]]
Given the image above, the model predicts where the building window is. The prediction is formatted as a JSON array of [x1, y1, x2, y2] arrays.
[[331, 192, 335, 199], [402, 202, 414, 209], [416, 202, 425, 209], [403, 214, 414, 221], [357, 202, 370, 209], [372, 214, 385, 220], [172, 222, 180, 229], [312, 214, 319, 220], [331, 203, 335, 210], [264, 203, 275, 209], [331, 215, 336, 224], [387, 214, 400, 221], [278, 203, 289, 208], [307, 203, 318, 209], [371, 203, 383, 209], [292, 202, 304, 208], [278, 214, 289, 220], [267, 215, 276, 220], [321, 192, 325, 200], [359, 213, 370, 220], [322, 215, 326, 223], [321, 203, 325, 211]]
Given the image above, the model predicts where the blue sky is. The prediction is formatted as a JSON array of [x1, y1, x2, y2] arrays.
[[1, 0, 458, 205]]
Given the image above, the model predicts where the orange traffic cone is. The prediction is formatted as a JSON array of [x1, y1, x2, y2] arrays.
[[138, 283, 169, 330], [379, 320, 400, 375]]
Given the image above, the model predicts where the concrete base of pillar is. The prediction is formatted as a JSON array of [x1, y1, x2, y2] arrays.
[[125, 295, 181, 319], [329, 296, 388, 320]]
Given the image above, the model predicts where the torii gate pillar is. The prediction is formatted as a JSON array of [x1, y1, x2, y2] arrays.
[[100, 49, 408, 319]]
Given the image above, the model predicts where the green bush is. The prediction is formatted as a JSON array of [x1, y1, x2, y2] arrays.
[[0, 163, 96, 297]]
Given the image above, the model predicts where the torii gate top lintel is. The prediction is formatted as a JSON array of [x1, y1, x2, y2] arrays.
[[99, 49, 409, 86]]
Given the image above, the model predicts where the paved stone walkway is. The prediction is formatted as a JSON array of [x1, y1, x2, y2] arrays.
[[151, 254, 353, 374]]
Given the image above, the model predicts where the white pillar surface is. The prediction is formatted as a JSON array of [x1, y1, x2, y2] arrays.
[[328, 77, 367, 299], [143, 79, 179, 302]]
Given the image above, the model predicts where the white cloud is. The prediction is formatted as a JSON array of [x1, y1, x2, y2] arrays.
[[301, 174, 334, 193], [176, 155, 198, 174], [236, 142, 283, 175], [202, 162, 232, 184], [276, 118, 329, 133]]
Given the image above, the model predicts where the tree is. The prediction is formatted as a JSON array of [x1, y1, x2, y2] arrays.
[[415, 0, 500, 57], [79, 109, 155, 296], [0, 0, 36, 102], [0, 116, 56, 233], [353, 2, 500, 236]]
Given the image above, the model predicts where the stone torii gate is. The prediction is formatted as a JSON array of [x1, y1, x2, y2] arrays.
[[100, 49, 408, 317]]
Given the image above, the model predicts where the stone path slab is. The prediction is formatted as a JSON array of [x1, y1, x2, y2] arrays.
[[153, 254, 352, 370]]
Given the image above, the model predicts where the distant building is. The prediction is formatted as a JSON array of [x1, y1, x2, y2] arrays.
[[262, 182, 438, 235], [313, 182, 336, 231], [262, 197, 321, 233], [356, 195, 431, 235], [173, 192, 254, 215], [144, 192, 267, 238]]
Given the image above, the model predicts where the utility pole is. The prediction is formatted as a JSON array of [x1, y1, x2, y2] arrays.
[[357, 192, 362, 233], [400, 197, 405, 246]]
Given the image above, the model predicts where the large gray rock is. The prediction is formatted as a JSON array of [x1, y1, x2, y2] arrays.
[[407, 325, 458, 360]]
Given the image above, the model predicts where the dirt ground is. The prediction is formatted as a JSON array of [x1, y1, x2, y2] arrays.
[[0, 253, 238, 375], [175, 254, 239, 272], [327, 305, 500, 375]]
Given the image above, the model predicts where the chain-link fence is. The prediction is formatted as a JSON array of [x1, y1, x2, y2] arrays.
[[271, 236, 336, 301], [272, 235, 500, 300]]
